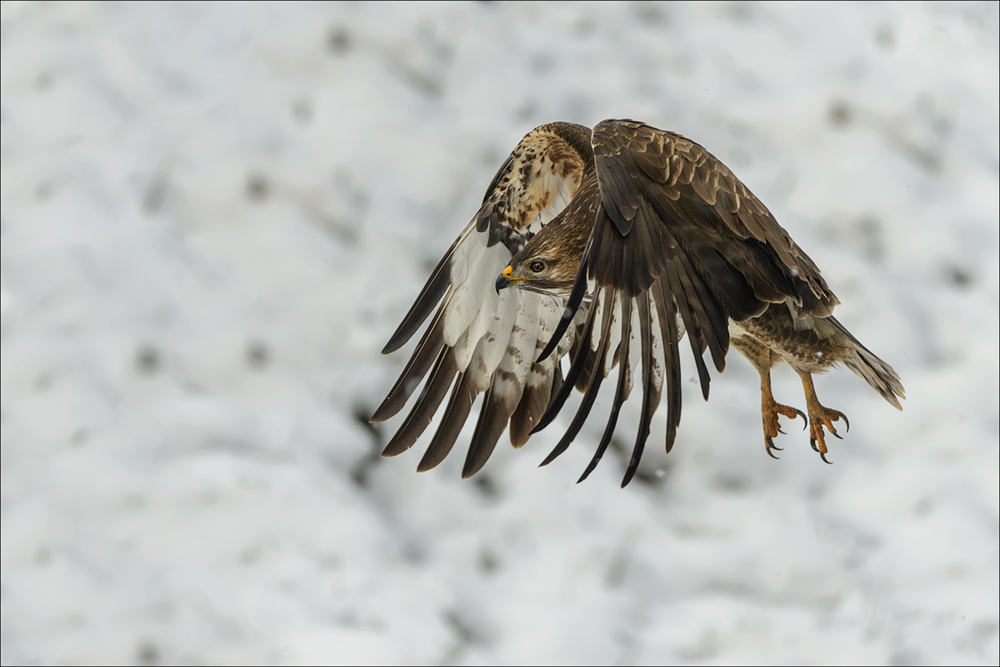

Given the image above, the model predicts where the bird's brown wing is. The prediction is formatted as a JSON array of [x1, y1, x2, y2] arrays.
[[536, 119, 839, 486], [372, 123, 591, 478]]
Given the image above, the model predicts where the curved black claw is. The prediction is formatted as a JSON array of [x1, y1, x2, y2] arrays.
[[764, 436, 782, 460], [838, 411, 850, 433], [831, 430, 844, 441], [793, 408, 808, 431], [809, 437, 820, 453], [820, 451, 833, 465], [776, 427, 786, 435]]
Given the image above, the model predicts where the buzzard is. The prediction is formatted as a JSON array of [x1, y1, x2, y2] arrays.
[[371, 120, 904, 486]]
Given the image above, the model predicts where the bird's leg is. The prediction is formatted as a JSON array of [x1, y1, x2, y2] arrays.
[[758, 366, 807, 459], [797, 371, 850, 464], [730, 335, 805, 459]]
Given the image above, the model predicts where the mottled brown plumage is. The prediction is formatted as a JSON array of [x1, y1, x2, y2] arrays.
[[374, 119, 904, 485]]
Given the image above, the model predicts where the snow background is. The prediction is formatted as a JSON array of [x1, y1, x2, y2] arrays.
[[1, 1, 998, 664]]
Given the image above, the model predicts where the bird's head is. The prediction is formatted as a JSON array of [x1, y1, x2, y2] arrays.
[[495, 251, 575, 298], [494, 180, 594, 298]]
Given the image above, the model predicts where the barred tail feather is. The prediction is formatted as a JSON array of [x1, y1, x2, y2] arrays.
[[830, 317, 905, 410], [843, 347, 905, 410]]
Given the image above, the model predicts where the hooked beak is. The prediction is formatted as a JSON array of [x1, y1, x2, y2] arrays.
[[495, 265, 514, 293]]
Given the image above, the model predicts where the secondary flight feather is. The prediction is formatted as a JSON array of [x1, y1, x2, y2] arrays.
[[371, 119, 904, 486]]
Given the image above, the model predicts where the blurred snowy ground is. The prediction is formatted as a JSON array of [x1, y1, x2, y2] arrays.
[[1, 1, 998, 664]]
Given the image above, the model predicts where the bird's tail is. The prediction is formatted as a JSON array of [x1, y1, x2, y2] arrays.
[[829, 317, 905, 410]]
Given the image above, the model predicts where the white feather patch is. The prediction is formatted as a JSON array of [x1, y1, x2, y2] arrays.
[[443, 236, 510, 347], [449, 221, 488, 285], [491, 295, 542, 410]]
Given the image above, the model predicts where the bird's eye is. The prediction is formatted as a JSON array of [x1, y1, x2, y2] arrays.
[[529, 260, 545, 273]]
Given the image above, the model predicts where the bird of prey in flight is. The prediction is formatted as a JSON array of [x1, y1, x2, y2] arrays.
[[371, 119, 904, 487]]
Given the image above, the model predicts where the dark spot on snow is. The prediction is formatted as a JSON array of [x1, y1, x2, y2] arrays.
[[349, 406, 383, 489], [143, 175, 168, 214], [292, 98, 312, 124], [932, 114, 953, 138], [514, 103, 537, 123], [477, 546, 498, 574], [402, 542, 425, 564], [914, 497, 933, 517], [725, 2, 754, 21], [439, 608, 480, 663], [136, 639, 159, 666], [889, 647, 925, 664], [643, 461, 673, 487], [573, 17, 596, 37], [36, 71, 53, 91], [605, 528, 639, 587], [897, 139, 941, 171], [443, 609, 479, 645], [136, 345, 160, 375], [316, 552, 341, 570], [240, 547, 260, 566], [353, 405, 380, 442], [245, 340, 270, 369], [635, 2, 668, 25], [35, 373, 52, 391], [853, 217, 885, 261], [349, 451, 379, 489], [829, 99, 851, 128], [875, 25, 895, 50], [246, 173, 269, 202], [473, 473, 499, 499], [327, 27, 351, 54], [141, 184, 165, 216], [530, 53, 554, 75], [397, 66, 443, 98], [946, 265, 972, 288], [713, 473, 748, 493], [125, 493, 146, 510], [71, 428, 88, 446], [632, 468, 664, 487]]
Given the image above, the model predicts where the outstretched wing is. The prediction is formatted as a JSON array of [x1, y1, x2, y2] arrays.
[[372, 123, 592, 477], [536, 119, 839, 486]]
